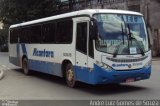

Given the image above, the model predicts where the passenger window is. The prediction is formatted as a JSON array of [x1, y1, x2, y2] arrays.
[[42, 22, 56, 43], [30, 25, 41, 43], [56, 20, 73, 44]]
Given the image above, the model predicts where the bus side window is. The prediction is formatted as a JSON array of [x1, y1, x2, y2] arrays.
[[56, 19, 73, 44], [42, 22, 56, 43], [10, 29, 18, 43], [76, 22, 87, 54], [30, 25, 41, 43], [10, 30, 14, 43], [20, 28, 28, 43]]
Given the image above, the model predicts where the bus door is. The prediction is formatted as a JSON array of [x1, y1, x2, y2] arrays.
[[75, 21, 89, 82]]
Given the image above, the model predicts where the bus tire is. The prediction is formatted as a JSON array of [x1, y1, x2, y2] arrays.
[[65, 63, 76, 88], [22, 58, 30, 75]]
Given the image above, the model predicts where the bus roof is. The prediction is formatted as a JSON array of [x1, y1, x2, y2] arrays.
[[10, 9, 143, 29]]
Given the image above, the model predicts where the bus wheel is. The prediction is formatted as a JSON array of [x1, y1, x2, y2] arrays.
[[22, 58, 30, 75], [66, 63, 76, 88]]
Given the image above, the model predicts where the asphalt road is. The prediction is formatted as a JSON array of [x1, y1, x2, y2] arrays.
[[0, 52, 160, 100]]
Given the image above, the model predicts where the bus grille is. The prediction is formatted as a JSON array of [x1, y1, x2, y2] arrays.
[[106, 56, 148, 63]]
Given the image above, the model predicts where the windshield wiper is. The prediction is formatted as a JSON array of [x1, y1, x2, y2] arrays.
[[113, 23, 126, 58], [113, 24, 145, 58], [127, 24, 145, 56], [121, 23, 125, 45]]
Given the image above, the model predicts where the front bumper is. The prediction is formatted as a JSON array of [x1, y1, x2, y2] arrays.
[[87, 64, 151, 85]]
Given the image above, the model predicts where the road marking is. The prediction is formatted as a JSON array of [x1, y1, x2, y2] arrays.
[[0, 65, 10, 70], [7, 68, 10, 70], [2, 65, 6, 68]]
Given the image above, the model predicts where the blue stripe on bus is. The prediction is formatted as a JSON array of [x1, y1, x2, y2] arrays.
[[75, 64, 151, 84], [21, 44, 27, 56], [15, 44, 21, 66], [9, 57, 62, 77], [9, 56, 151, 85], [28, 59, 62, 77], [16, 44, 20, 57], [74, 66, 92, 83]]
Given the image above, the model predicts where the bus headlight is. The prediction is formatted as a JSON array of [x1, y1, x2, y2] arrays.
[[144, 60, 152, 68], [96, 61, 113, 71]]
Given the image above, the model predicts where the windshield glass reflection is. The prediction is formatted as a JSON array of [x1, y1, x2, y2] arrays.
[[93, 14, 149, 55]]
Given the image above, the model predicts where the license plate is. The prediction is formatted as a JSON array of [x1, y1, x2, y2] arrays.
[[126, 78, 135, 83]]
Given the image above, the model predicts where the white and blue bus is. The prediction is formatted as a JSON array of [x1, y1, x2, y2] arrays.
[[9, 9, 152, 87]]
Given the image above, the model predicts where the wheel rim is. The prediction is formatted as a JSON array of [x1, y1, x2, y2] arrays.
[[66, 65, 75, 87], [67, 69, 74, 82]]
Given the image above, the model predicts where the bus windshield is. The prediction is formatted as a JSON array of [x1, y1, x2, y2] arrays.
[[93, 14, 149, 55]]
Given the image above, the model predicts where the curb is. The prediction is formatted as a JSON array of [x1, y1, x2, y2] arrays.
[[0, 70, 4, 80], [152, 59, 160, 61]]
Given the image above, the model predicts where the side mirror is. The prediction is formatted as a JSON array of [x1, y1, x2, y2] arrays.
[[147, 27, 153, 49], [90, 18, 98, 40]]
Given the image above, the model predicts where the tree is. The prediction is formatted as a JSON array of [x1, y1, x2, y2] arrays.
[[0, 0, 60, 25], [0, 0, 60, 51], [155, 0, 160, 3]]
